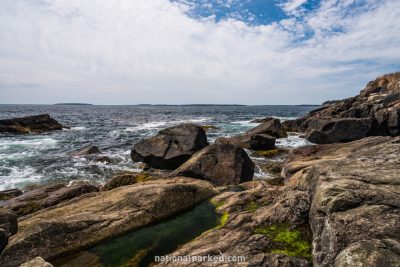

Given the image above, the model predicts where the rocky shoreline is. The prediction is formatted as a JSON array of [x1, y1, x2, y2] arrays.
[[0, 72, 399, 266]]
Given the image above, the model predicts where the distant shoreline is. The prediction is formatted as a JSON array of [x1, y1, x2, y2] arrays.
[[54, 103, 93, 106]]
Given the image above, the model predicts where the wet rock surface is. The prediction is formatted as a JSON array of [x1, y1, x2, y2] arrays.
[[0, 114, 64, 134], [0, 177, 217, 267], [69, 145, 101, 157], [171, 144, 255, 186], [0, 189, 23, 201], [131, 123, 209, 170]]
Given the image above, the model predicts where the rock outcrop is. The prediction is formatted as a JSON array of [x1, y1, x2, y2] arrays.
[[0, 178, 217, 266], [246, 118, 287, 138], [215, 133, 275, 150], [19, 257, 53, 267], [101, 172, 151, 191], [171, 144, 255, 186], [283, 136, 400, 266], [6, 184, 99, 216], [156, 181, 311, 267], [285, 72, 400, 143], [0, 189, 23, 201], [131, 124, 209, 170], [0, 114, 64, 134]]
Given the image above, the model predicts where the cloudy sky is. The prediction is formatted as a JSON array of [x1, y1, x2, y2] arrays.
[[0, 0, 399, 105]]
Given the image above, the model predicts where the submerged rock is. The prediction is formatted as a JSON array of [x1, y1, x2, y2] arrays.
[[0, 114, 64, 134], [283, 136, 400, 266], [171, 144, 255, 186], [69, 145, 101, 156], [0, 178, 216, 266], [6, 184, 99, 216], [131, 123, 209, 170], [215, 133, 275, 150], [246, 118, 287, 138]]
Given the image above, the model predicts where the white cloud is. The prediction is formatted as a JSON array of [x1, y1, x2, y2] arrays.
[[0, 0, 399, 104]]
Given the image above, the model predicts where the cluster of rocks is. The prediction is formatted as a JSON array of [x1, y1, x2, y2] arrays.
[[284, 72, 400, 143], [0, 114, 64, 134]]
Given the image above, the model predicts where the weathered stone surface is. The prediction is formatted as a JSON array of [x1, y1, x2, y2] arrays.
[[246, 118, 287, 138], [156, 181, 311, 267], [215, 133, 275, 150], [171, 144, 255, 186], [19, 257, 53, 267], [6, 184, 99, 216], [286, 72, 400, 143], [131, 123, 209, 170], [305, 117, 376, 144], [283, 136, 400, 267], [250, 117, 276, 124], [0, 178, 217, 266], [69, 145, 101, 156], [0, 114, 64, 134], [0, 189, 23, 201]]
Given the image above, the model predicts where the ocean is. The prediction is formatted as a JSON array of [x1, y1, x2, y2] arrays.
[[0, 104, 317, 190]]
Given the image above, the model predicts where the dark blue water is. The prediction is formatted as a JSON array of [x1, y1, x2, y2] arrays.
[[0, 105, 317, 190]]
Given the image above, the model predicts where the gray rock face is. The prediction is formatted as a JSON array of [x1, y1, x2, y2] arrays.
[[246, 118, 287, 138], [131, 123, 209, 170], [215, 133, 275, 150], [0, 178, 217, 267], [6, 184, 99, 216], [285, 72, 400, 143], [283, 136, 400, 267], [171, 144, 255, 186], [0, 114, 64, 134], [305, 117, 376, 144]]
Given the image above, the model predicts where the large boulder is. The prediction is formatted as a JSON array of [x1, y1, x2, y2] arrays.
[[0, 114, 64, 134], [131, 124, 209, 170], [215, 133, 275, 150], [246, 118, 287, 138], [170, 144, 255, 186], [283, 136, 400, 267], [6, 184, 99, 216], [0, 178, 216, 266], [305, 118, 376, 144]]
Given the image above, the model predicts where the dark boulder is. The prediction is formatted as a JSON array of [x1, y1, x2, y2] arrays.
[[246, 118, 287, 138], [171, 144, 255, 186], [305, 118, 376, 144], [0, 189, 23, 201], [69, 145, 101, 156], [6, 183, 99, 216], [250, 117, 276, 123], [131, 123, 209, 170], [215, 134, 275, 150], [0, 114, 63, 134]]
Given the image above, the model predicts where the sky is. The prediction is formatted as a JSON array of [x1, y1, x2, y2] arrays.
[[0, 0, 399, 105]]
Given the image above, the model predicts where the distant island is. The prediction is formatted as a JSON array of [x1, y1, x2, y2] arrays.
[[54, 103, 93, 106]]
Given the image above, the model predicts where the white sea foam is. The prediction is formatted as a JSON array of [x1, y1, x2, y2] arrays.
[[0, 137, 58, 150], [276, 132, 312, 148], [123, 117, 211, 132], [0, 166, 43, 190]]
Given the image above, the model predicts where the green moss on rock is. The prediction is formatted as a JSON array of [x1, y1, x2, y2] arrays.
[[254, 224, 311, 260], [245, 201, 259, 213]]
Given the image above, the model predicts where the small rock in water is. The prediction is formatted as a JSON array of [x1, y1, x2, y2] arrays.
[[69, 145, 101, 156]]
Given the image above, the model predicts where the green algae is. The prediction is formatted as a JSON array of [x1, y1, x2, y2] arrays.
[[245, 201, 259, 213], [254, 224, 311, 260]]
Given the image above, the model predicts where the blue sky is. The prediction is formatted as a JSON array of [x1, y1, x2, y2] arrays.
[[0, 0, 399, 104]]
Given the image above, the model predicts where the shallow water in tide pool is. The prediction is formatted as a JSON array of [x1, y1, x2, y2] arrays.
[[52, 200, 221, 267], [0, 104, 317, 190]]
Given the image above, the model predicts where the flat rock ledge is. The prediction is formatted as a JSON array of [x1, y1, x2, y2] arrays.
[[0, 177, 217, 267], [0, 114, 64, 134]]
